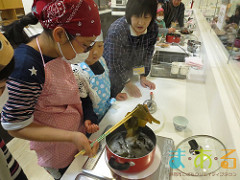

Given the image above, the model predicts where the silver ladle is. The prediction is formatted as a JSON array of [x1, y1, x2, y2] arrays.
[[143, 92, 157, 114]]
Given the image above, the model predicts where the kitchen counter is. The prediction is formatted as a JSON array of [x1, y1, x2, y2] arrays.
[[61, 77, 213, 180]]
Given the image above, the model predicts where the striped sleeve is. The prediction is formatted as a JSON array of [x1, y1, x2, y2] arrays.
[[1, 77, 42, 130], [0, 137, 27, 180]]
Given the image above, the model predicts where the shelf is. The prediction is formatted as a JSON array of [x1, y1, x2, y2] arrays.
[[0, 0, 24, 25], [0, 0, 23, 10], [0, 8, 24, 25]]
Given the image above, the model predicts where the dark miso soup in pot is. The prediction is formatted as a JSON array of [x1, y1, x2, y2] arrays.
[[108, 131, 154, 158]]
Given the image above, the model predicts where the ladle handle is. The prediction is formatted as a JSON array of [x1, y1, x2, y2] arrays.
[[109, 157, 130, 171]]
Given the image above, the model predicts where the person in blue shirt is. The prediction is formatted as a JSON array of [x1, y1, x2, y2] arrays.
[[79, 32, 111, 122], [72, 31, 128, 133]]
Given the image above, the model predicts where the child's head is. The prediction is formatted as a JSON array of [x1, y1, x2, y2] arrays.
[[84, 31, 105, 75], [85, 31, 104, 65], [125, 0, 157, 35], [156, 8, 164, 20], [0, 33, 14, 96], [32, 0, 101, 61]]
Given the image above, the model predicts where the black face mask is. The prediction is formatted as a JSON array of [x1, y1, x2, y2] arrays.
[[89, 61, 105, 75]]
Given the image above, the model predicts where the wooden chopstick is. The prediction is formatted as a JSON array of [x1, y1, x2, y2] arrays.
[[74, 106, 138, 158]]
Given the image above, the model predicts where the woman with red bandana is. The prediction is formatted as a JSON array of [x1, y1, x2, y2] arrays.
[[1, 0, 101, 179]]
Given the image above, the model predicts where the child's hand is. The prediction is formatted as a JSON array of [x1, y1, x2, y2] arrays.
[[168, 27, 176, 33], [84, 120, 99, 133], [71, 132, 99, 157], [116, 93, 128, 101]]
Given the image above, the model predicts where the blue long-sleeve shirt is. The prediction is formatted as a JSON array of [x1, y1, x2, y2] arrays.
[[103, 17, 158, 97]]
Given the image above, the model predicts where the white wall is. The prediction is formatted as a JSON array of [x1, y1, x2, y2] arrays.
[[22, 0, 33, 14], [195, 9, 240, 179]]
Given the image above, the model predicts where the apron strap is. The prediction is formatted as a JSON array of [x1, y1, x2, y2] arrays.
[[36, 37, 46, 67]]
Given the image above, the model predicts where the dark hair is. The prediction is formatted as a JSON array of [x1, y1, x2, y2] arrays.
[[125, 0, 157, 26], [42, 28, 75, 46], [2, 13, 38, 48], [0, 58, 15, 81], [2, 12, 74, 47]]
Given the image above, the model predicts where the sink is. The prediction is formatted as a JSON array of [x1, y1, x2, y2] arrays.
[[151, 51, 188, 79]]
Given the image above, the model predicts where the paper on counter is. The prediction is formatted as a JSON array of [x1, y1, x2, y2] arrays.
[[185, 56, 203, 68]]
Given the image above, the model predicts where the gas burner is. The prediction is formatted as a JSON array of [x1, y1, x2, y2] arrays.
[[76, 136, 174, 180]]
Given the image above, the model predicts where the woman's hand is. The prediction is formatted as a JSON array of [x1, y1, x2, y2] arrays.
[[84, 120, 99, 134], [116, 93, 128, 101], [125, 81, 142, 98], [140, 76, 156, 90], [71, 131, 99, 157]]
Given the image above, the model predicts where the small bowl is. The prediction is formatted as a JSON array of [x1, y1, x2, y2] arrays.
[[173, 116, 189, 131]]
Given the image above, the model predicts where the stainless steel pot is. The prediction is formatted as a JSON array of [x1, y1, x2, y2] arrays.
[[187, 40, 201, 53]]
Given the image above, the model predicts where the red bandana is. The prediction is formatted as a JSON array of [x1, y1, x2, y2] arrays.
[[32, 0, 101, 37]]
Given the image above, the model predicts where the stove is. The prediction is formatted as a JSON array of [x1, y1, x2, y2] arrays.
[[76, 136, 174, 180]]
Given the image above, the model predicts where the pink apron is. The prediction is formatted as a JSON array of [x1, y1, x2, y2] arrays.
[[30, 38, 84, 169]]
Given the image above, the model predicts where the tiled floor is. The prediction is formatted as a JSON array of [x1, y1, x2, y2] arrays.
[[7, 138, 53, 180]]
